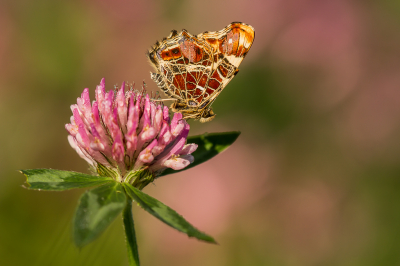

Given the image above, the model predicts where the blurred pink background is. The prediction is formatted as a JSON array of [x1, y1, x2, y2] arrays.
[[1, 0, 400, 265]]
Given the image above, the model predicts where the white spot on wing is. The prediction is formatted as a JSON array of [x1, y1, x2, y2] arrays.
[[196, 85, 205, 91]]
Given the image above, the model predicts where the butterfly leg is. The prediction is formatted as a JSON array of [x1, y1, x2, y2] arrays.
[[199, 108, 215, 123], [152, 98, 177, 102], [170, 101, 188, 112]]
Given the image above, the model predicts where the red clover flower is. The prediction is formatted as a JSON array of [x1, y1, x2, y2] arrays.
[[65, 78, 197, 189]]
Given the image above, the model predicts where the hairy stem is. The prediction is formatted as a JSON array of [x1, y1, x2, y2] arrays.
[[122, 197, 140, 266]]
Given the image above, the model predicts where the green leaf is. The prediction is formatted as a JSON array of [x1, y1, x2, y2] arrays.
[[73, 182, 126, 247], [122, 198, 140, 266], [20, 169, 114, 191], [123, 183, 217, 244], [160, 131, 241, 177]]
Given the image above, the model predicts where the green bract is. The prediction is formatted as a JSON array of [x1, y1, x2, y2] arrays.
[[73, 182, 126, 247]]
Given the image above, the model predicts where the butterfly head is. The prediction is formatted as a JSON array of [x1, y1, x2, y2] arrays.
[[170, 101, 215, 123]]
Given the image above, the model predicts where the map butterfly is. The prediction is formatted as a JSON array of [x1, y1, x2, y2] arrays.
[[147, 22, 255, 122]]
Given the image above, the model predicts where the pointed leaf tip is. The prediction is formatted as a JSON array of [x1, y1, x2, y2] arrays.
[[123, 183, 217, 244]]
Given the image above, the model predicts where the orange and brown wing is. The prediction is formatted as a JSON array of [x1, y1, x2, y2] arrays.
[[150, 30, 215, 102], [184, 23, 255, 104], [148, 22, 255, 105], [198, 22, 255, 68]]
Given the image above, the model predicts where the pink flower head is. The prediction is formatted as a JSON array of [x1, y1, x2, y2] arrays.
[[66, 79, 197, 188]]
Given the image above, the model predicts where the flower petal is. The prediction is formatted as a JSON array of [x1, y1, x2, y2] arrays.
[[163, 155, 194, 170]]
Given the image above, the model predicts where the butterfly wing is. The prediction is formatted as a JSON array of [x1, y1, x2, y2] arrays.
[[199, 22, 255, 68], [148, 22, 255, 108]]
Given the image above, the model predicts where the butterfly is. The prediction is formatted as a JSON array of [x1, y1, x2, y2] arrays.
[[147, 22, 255, 122]]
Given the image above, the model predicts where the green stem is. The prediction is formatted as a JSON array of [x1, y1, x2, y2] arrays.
[[122, 197, 140, 266]]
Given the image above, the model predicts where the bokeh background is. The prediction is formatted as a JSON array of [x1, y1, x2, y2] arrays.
[[2, 0, 400, 265]]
